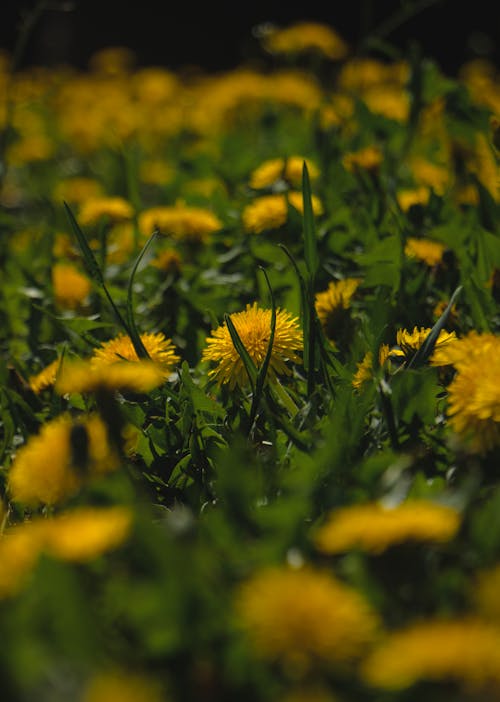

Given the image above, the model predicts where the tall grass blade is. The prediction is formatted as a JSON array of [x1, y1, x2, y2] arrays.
[[224, 314, 258, 393], [249, 267, 277, 427], [302, 161, 319, 279], [125, 231, 160, 360]]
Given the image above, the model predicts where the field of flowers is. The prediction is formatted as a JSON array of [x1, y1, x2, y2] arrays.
[[1, 14, 499, 702]]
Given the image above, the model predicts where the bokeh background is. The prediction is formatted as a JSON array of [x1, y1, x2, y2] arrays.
[[1, 0, 499, 76]]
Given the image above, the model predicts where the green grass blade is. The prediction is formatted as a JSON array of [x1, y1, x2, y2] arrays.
[[125, 231, 159, 360], [224, 313, 258, 393], [249, 267, 277, 427], [406, 285, 463, 369], [302, 161, 319, 280], [64, 200, 130, 334]]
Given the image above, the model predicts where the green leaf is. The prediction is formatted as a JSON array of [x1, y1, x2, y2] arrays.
[[302, 161, 319, 279], [125, 231, 159, 360], [224, 313, 258, 393], [249, 267, 277, 428]]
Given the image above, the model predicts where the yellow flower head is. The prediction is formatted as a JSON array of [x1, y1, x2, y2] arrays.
[[150, 247, 182, 273], [234, 565, 379, 672], [78, 197, 134, 226], [262, 22, 349, 61], [342, 146, 383, 173], [444, 336, 500, 453], [8, 414, 119, 507], [404, 237, 447, 267], [52, 177, 104, 206], [202, 302, 303, 390], [249, 156, 320, 190], [29, 358, 62, 394], [91, 332, 180, 379], [56, 360, 166, 394], [352, 351, 373, 391], [52, 262, 91, 310], [83, 670, 164, 702], [408, 157, 451, 195], [314, 278, 361, 341], [361, 618, 500, 691], [387, 326, 457, 365], [41, 506, 132, 562], [0, 521, 44, 598], [138, 205, 222, 244], [314, 499, 461, 555], [242, 192, 323, 234], [397, 186, 431, 211]]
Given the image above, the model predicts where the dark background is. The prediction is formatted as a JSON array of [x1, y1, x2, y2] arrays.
[[1, 0, 499, 76]]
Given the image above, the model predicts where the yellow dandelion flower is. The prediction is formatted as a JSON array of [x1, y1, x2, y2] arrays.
[[388, 326, 457, 364], [202, 302, 303, 390], [41, 506, 132, 562], [78, 197, 134, 226], [0, 521, 45, 598], [404, 237, 447, 267], [314, 499, 460, 555], [342, 146, 383, 173], [137, 205, 222, 244], [7, 414, 119, 507], [83, 670, 164, 702], [430, 331, 482, 368], [314, 278, 361, 342], [91, 332, 180, 379], [249, 156, 320, 190], [88, 46, 135, 74], [52, 262, 91, 310], [397, 186, 430, 211], [242, 192, 323, 234], [150, 248, 182, 273], [408, 157, 451, 195], [262, 22, 349, 61], [352, 351, 373, 390], [139, 159, 174, 186], [362, 85, 409, 122], [52, 177, 104, 206], [56, 360, 166, 395], [445, 342, 500, 453], [29, 358, 62, 394], [361, 618, 500, 690], [234, 565, 379, 672]]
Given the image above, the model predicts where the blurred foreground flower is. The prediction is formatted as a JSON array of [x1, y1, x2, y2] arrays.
[[235, 565, 379, 673], [52, 262, 91, 310], [202, 302, 302, 390], [56, 360, 166, 395], [361, 618, 500, 691], [314, 499, 461, 555], [7, 414, 119, 506]]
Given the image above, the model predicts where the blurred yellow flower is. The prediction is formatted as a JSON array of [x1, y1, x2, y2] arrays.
[[91, 332, 180, 379], [473, 564, 500, 623], [235, 565, 379, 672], [56, 360, 166, 394], [314, 499, 460, 555], [41, 506, 132, 562], [0, 522, 44, 598], [52, 262, 91, 310], [404, 237, 447, 267], [29, 358, 62, 394], [262, 22, 349, 61], [52, 177, 104, 206], [242, 191, 323, 234], [361, 618, 500, 691], [8, 414, 119, 507], [78, 197, 134, 226], [202, 302, 302, 390], [397, 186, 431, 211], [249, 156, 320, 189], [408, 157, 451, 195], [83, 670, 164, 702], [342, 146, 382, 173], [138, 205, 222, 243]]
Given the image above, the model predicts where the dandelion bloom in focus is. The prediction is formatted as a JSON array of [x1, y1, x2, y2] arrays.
[[432, 332, 500, 453], [404, 237, 447, 267], [91, 332, 180, 380], [8, 414, 119, 507], [202, 302, 302, 390], [386, 326, 456, 365], [262, 22, 349, 61], [249, 156, 320, 190], [242, 191, 323, 234], [56, 360, 166, 395], [234, 565, 379, 672], [52, 262, 91, 310], [361, 618, 500, 691], [138, 205, 222, 244], [314, 499, 460, 555], [78, 196, 134, 226]]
